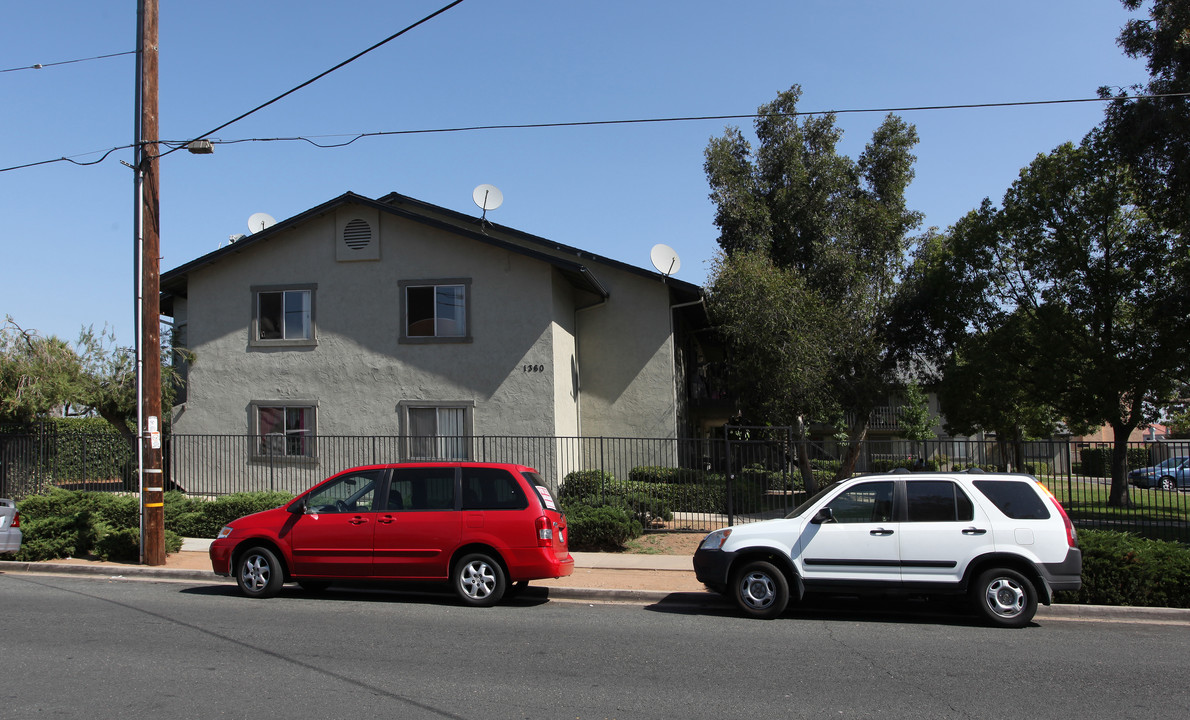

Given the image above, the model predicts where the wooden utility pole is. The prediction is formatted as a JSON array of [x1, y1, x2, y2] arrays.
[[136, 0, 165, 566]]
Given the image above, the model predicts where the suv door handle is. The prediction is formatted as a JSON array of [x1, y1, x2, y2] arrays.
[[962, 527, 987, 535], [870, 528, 894, 536]]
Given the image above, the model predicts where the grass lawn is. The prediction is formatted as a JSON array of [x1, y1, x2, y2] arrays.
[[1040, 475, 1190, 544]]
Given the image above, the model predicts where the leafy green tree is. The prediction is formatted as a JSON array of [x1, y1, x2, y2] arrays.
[[704, 85, 923, 481], [937, 311, 1071, 471], [0, 317, 187, 443], [0, 319, 84, 424], [1102, 0, 1190, 233], [944, 130, 1190, 505], [898, 380, 937, 463]]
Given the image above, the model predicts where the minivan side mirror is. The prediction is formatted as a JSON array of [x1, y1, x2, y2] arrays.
[[811, 507, 836, 524]]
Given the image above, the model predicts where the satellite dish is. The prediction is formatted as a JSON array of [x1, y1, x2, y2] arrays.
[[472, 184, 503, 223], [247, 212, 277, 234], [650, 244, 681, 276]]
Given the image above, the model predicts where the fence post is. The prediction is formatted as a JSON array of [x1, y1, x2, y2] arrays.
[[725, 426, 735, 527]]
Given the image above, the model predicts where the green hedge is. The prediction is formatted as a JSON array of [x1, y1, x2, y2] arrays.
[[562, 499, 644, 551], [561, 466, 802, 517], [1079, 447, 1151, 478], [1056, 530, 1190, 608], [7, 488, 291, 562]]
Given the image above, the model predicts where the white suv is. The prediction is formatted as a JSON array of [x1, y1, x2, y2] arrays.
[[693, 471, 1081, 627]]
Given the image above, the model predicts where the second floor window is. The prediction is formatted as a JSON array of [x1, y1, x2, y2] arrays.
[[251, 284, 317, 347], [401, 280, 470, 342], [260, 289, 311, 340]]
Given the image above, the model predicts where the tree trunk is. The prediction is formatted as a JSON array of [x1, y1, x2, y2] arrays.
[[836, 419, 870, 482], [1107, 422, 1135, 508], [797, 429, 816, 495]]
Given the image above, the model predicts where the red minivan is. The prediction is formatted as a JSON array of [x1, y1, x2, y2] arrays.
[[210, 462, 573, 605]]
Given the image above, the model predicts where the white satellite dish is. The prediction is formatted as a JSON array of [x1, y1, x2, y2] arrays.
[[650, 243, 681, 276], [472, 184, 503, 222], [247, 212, 277, 234]]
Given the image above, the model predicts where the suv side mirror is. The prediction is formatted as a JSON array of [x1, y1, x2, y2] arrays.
[[811, 507, 836, 524]]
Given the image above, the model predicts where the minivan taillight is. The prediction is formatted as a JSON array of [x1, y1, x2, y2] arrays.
[[535, 516, 554, 547], [1039, 483, 1077, 548]]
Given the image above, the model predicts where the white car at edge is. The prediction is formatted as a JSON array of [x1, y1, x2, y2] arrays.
[[693, 470, 1082, 627]]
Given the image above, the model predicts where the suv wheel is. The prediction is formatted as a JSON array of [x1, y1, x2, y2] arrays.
[[453, 552, 507, 607], [236, 546, 284, 599], [972, 568, 1037, 628], [731, 560, 789, 619]]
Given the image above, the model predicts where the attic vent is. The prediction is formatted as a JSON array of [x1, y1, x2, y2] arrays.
[[343, 219, 372, 250]]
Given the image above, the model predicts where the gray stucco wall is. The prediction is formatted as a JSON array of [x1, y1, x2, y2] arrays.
[[171, 202, 678, 448], [174, 207, 564, 439]]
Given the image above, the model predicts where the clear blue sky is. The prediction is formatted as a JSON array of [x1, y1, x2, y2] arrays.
[[2, 0, 1148, 345]]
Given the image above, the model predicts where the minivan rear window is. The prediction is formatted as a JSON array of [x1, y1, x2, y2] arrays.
[[461, 467, 528, 510], [972, 480, 1050, 519]]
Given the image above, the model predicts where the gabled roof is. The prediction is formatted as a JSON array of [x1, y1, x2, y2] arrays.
[[161, 191, 703, 312]]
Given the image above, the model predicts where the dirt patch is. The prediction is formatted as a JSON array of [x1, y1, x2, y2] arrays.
[[621, 532, 704, 556]]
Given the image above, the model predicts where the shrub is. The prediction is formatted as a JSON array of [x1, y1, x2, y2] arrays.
[[14, 511, 99, 561], [563, 500, 643, 551], [92, 527, 183, 563], [170, 492, 294, 538], [12, 489, 292, 561], [1055, 530, 1190, 608], [558, 470, 616, 500]]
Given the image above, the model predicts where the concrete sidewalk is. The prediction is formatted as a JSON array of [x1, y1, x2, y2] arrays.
[[3, 538, 1189, 625]]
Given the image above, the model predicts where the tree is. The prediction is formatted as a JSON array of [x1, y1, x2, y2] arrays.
[[937, 311, 1069, 472], [897, 380, 937, 464], [704, 85, 923, 482], [0, 319, 85, 424], [1102, 0, 1190, 233], [0, 317, 187, 443], [944, 130, 1190, 505]]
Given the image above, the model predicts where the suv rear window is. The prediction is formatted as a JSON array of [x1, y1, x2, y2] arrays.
[[972, 480, 1050, 519]]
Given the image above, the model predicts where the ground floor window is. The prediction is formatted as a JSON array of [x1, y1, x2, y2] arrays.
[[404, 404, 471, 460], [253, 402, 317, 458]]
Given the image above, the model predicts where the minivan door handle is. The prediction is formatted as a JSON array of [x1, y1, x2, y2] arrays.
[[962, 527, 987, 535], [870, 528, 894, 536]]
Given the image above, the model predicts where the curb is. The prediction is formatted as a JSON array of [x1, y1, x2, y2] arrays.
[[4, 560, 1189, 624]]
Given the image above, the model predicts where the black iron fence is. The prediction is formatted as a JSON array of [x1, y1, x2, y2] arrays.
[[2, 429, 1188, 541]]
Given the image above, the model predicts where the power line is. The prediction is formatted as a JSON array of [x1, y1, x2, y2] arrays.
[[156, 0, 469, 161], [6, 91, 1189, 175], [160, 90, 1190, 151], [0, 50, 136, 74]]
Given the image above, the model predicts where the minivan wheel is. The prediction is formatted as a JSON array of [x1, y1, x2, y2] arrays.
[[453, 553, 506, 607], [731, 560, 789, 619], [973, 568, 1037, 628], [236, 546, 284, 599]]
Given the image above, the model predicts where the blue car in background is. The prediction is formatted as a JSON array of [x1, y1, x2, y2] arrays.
[[1129, 457, 1190, 490]]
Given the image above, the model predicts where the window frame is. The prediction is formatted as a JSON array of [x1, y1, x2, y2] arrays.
[[250, 283, 318, 348], [399, 401, 474, 460], [250, 400, 318, 461], [398, 278, 472, 344]]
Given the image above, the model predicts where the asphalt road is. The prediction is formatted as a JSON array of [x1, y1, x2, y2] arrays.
[[3, 573, 1189, 720]]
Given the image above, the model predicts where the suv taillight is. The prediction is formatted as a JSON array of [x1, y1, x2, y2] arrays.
[[535, 516, 554, 547], [1039, 483, 1077, 548]]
